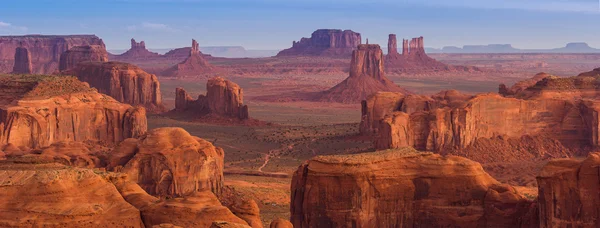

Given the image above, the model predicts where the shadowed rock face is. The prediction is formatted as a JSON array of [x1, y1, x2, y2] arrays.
[[110, 127, 224, 197], [277, 29, 361, 57], [0, 162, 144, 227], [161, 39, 219, 78], [317, 44, 408, 103], [65, 61, 165, 113], [291, 148, 535, 228], [175, 77, 249, 120], [0, 35, 105, 74], [12, 46, 32, 74], [0, 75, 147, 149], [537, 153, 600, 228], [58, 45, 108, 71]]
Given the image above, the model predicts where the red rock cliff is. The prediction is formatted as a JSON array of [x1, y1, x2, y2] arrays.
[[0, 75, 147, 149], [277, 29, 361, 57], [0, 35, 105, 74], [537, 153, 600, 228], [316, 44, 408, 103], [58, 45, 108, 71], [291, 148, 535, 227], [66, 61, 165, 113], [11, 46, 32, 74]]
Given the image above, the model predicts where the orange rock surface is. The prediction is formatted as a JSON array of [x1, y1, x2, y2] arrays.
[[0, 162, 144, 227], [537, 153, 600, 228], [290, 148, 535, 227], [65, 61, 165, 113], [0, 75, 147, 149], [269, 219, 293, 228], [317, 44, 408, 103], [111, 127, 224, 197]]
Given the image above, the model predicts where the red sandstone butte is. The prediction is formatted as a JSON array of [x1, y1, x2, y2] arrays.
[[161, 39, 219, 78], [11, 46, 32, 74], [0, 75, 147, 149], [175, 77, 249, 120], [112, 38, 161, 60], [0, 35, 105, 74], [291, 148, 535, 227], [58, 45, 108, 71], [316, 44, 408, 103], [65, 61, 165, 113], [277, 29, 362, 58]]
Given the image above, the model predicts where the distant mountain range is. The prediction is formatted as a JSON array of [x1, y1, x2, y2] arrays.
[[425, 42, 600, 54], [109, 46, 280, 58]]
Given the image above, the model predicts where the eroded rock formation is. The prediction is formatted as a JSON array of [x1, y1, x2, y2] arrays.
[[499, 72, 551, 97], [385, 35, 477, 73], [291, 148, 535, 227], [161, 39, 219, 78], [58, 45, 108, 71], [110, 127, 224, 197], [11, 46, 32, 74], [113, 38, 161, 60], [175, 77, 249, 120], [537, 153, 600, 228], [0, 162, 144, 227], [0, 35, 105, 74], [277, 29, 361, 57], [65, 61, 165, 112], [0, 75, 147, 149], [316, 44, 408, 103]]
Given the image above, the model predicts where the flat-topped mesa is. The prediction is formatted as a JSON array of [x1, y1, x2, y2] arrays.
[[64, 61, 165, 113], [58, 45, 108, 71], [174, 77, 249, 120], [276, 29, 362, 57], [0, 74, 147, 149], [113, 38, 160, 60], [291, 148, 535, 227], [12, 46, 32, 74], [0, 35, 105, 74], [161, 39, 218, 78], [316, 44, 408, 103], [387, 34, 399, 56], [537, 153, 600, 227]]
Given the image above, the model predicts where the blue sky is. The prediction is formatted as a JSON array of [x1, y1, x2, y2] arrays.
[[0, 0, 598, 50]]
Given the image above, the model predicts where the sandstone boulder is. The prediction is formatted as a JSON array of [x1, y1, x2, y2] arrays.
[[291, 148, 534, 227], [58, 45, 108, 71], [11, 46, 32, 74], [317, 44, 408, 103], [269, 219, 293, 228], [174, 77, 250, 120], [0, 74, 147, 149], [537, 153, 600, 228], [277, 29, 361, 57], [65, 61, 164, 112], [0, 162, 144, 227], [111, 127, 224, 197]]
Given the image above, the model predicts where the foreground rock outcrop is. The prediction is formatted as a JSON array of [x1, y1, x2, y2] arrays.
[[316, 44, 408, 103], [161, 39, 219, 78], [499, 72, 551, 97], [65, 61, 165, 112], [0, 35, 105, 74], [537, 153, 600, 228], [291, 148, 535, 227], [58, 45, 109, 71], [12, 46, 32, 74], [109, 127, 224, 197], [0, 74, 147, 149], [277, 29, 362, 58], [0, 162, 144, 227], [175, 77, 249, 120]]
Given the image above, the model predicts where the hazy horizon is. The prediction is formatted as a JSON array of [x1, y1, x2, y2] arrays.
[[1, 0, 598, 50]]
